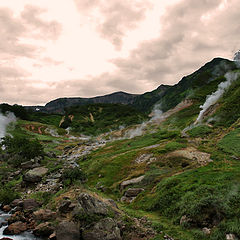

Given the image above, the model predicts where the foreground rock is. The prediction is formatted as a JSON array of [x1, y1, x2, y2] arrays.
[[3, 221, 27, 235], [33, 222, 54, 237], [23, 167, 48, 183], [56, 221, 80, 240], [73, 192, 111, 217], [82, 217, 121, 240]]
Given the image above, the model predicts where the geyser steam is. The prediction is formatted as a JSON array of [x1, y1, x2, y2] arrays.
[[195, 71, 240, 124], [0, 112, 16, 140]]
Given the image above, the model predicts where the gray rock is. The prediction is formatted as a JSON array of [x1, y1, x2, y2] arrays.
[[23, 167, 48, 183], [56, 221, 80, 240], [58, 200, 75, 214], [82, 217, 121, 240], [73, 193, 110, 217], [120, 176, 145, 190], [21, 160, 34, 170], [124, 188, 144, 197]]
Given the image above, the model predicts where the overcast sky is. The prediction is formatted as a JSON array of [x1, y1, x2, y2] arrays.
[[0, 0, 239, 106]]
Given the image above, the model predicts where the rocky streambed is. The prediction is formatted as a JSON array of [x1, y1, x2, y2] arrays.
[[0, 208, 40, 240]]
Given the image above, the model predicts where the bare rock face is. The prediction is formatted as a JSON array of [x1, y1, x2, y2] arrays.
[[23, 167, 48, 183], [56, 221, 80, 240], [3, 221, 27, 235], [82, 217, 122, 240]]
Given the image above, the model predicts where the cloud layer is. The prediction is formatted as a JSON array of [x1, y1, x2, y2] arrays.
[[0, 0, 240, 106]]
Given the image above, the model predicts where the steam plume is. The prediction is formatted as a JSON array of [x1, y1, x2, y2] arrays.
[[195, 71, 240, 124], [0, 112, 16, 140]]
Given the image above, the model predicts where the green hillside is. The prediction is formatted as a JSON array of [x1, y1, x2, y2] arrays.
[[1, 58, 240, 240]]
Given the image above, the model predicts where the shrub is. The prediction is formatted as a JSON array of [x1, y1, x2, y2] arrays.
[[1, 135, 44, 161], [0, 186, 20, 205], [61, 168, 87, 186]]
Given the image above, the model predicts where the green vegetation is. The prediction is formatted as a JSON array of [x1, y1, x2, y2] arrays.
[[60, 103, 147, 135], [187, 125, 213, 137], [218, 128, 240, 156], [1, 135, 44, 162], [61, 168, 87, 186]]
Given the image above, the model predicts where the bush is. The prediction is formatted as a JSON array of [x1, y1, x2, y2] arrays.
[[187, 125, 213, 137], [0, 186, 20, 205], [61, 168, 87, 186], [1, 135, 44, 161]]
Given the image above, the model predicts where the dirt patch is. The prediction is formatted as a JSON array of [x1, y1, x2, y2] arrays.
[[166, 147, 212, 166]]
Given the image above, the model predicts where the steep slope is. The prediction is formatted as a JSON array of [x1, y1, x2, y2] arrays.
[[1, 57, 240, 240]]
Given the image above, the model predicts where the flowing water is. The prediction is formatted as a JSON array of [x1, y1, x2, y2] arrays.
[[0, 209, 40, 240]]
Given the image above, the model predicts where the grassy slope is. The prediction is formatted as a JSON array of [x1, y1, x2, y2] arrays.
[[1, 59, 240, 239]]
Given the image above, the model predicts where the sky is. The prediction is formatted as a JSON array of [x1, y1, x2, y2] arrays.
[[0, 0, 239, 106]]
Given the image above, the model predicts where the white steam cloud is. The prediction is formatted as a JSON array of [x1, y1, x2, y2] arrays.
[[195, 71, 240, 123], [124, 104, 163, 139], [0, 112, 16, 140]]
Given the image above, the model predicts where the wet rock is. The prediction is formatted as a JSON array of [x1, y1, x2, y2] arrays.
[[2, 205, 11, 212], [3, 221, 27, 235], [120, 176, 145, 190], [7, 211, 26, 224], [82, 217, 121, 240], [33, 222, 54, 237], [23, 167, 48, 183], [226, 234, 238, 240], [23, 199, 40, 211], [33, 209, 56, 221], [56, 221, 80, 240]]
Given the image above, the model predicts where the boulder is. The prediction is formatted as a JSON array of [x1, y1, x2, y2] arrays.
[[120, 176, 145, 190], [33, 209, 56, 221], [56, 221, 80, 240], [33, 222, 54, 237], [58, 200, 75, 214], [2, 205, 11, 212], [124, 188, 144, 197], [23, 199, 40, 211], [10, 199, 23, 208], [73, 193, 110, 217], [82, 217, 121, 240], [3, 221, 27, 235], [23, 167, 48, 183]]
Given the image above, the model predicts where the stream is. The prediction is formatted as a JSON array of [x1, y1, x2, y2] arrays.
[[0, 209, 39, 240]]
